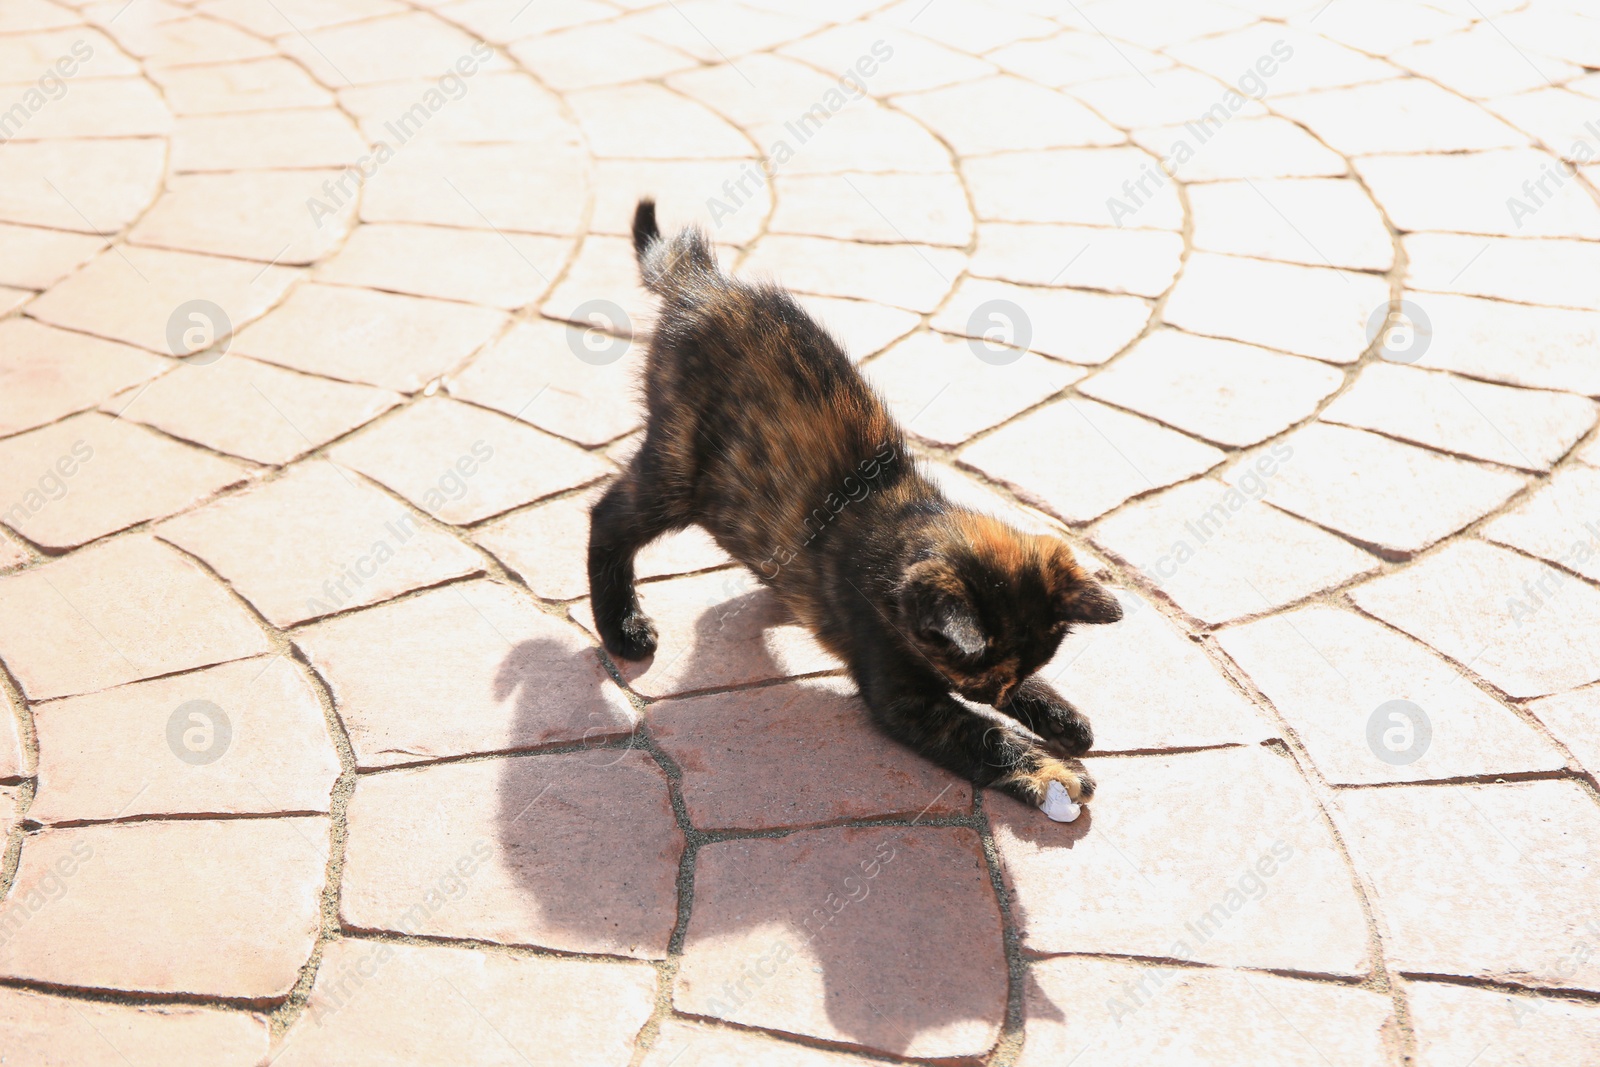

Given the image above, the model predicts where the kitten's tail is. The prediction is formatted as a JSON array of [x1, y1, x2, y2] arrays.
[[632, 198, 717, 298]]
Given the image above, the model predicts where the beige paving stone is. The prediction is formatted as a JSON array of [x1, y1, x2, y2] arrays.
[[434, 0, 617, 44], [1, 77, 171, 140], [295, 579, 634, 768], [1323, 363, 1596, 472], [795, 295, 921, 360], [651, 677, 971, 831], [104, 355, 402, 467], [0, 987, 269, 1067], [1355, 150, 1600, 238], [894, 75, 1122, 154], [1274, 78, 1527, 155], [0, 223, 104, 291], [278, 11, 510, 86], [959, 398, 1224, 524], [330, 396, 610, 524], [472, 489, 731, 601], [1080, 329, 1344, 447], [1017, 957, 1395, 1067], [1045, 589, 1274, 752], [1529, 686, 1600, 778], [200, 0, 405, 36], [0, 687, 22, 779], [29, 654, 340, 822], [666, 50, 869, 129], [878, 0, 1055, 52], [1337, 780, 1600, 989], [148, 55, 335, 113], [1067, 68, 1268, 129], [768, 172, 971, 247], [0, 319, 169, 437], [739, 235, 964, 312], [25, 245, 301, 356], [1189, 178, 1392, 271], [316, 223, 569, 310], [0, 534, 269, 700], [780, 24, 995, 95], [1219, 605, 1567, 784], [1491, 87, 1600, 164], [864, 331, 1084, 446], [641, 1018, 887, 1067], [990, 29, 1173, 88], [1174, 22, 1400, 95], [0, 286, 33, 316], [0, 0, 77, 31], [1238, 422, 1525, 557], [747, 102, 955, 176], [1351, 540, 1600, 699], [1411, 293, 1600, 395], [0, 527, 29, 572], [539, 234, 662, 340], [0, 818, 328, 998], [1289, 0, 1468, 53], [1495, 6, 1600, 70], [1395, 24, 1583, 99], [104, 15, 277, 69], [335, 70, 571, 147], [157, 461, 484, 627], [1404, 233, 1600, 312], [1163, 253, 1389, 364], [968, 221, 1183, 298], [273, 939, 655, 1067], [171, 109, 367, 172], [622, 0, 822, 60], [1059, 0, 1255, 50], [992, 746, 1370, 973], [965, 147, 1185, 231], [0, 140, 165, 234], [1131, 114, 1348, 183], [676, 825, 1006, 1060], [570, 569, 840, 699], [359, 141, 586, 237], [0, 411, 251, 550], [447, 319, 644, 447], [129, 171, 357, 265], [341, 751, 683, 958], [589, 158, 770, 247], [1408, 980, 1600, 1067], [1482, 465, 1600, 582], [0, 27, 140, 82], [568, 82, 752, 160], [931, 276, 1152, 366], [508, 23, 699, 90], [233, 282, 507, 393]]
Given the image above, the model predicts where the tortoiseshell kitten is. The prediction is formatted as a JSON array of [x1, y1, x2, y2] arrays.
[[588, 200, 1123, 811]]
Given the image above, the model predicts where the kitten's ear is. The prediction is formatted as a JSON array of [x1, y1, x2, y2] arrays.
[[899, 560, 986, 655], [1060, 580, 1123, 625], [930, 603, 986, 656]]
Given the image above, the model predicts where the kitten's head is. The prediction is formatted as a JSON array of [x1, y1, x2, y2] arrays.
[[895, 512, 1122, 706]]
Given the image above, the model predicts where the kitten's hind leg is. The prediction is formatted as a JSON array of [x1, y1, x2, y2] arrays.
[[998, 675, 1094, 757], [588, 463, 681, 661]]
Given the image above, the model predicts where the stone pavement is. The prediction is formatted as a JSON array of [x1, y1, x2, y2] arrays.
[[1, 0, 1599, 1062]]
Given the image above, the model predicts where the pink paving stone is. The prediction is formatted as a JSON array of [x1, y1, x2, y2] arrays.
[[1408, 980, 1600, 1067], [739, 236, 965, 313], [779, 24, 995, 95], [1187, 178, 1393, 271], [1129, 116, 1348, 183], [293, 579, 634, 769], [202, 0, 404, 36], [589, 158, 769, 247], [676, 825, 1007, 1060], [1483, 466, 1600, 582], [893, 75, 1123, 153], [471, 488, 731, 601], [622, 0, 823, 60], [968, 222, 1184, 299], [0, 411, 252, 550], [540, 234, 664, 340], [0, 988, 269, 1067], [991, 746, 1371, 974], [272, 939, 655, 1067], [959, 398, 1225, 525], [570, 569, 841, 699], [1273, 78, 1527, 155], [1235, 422, 1526, 558], [359, 141, 587, 237], [0, 817, 328, 998], [650, 677, 972, 831], [1529, 686, 1600, 777], [0, 528, 29, 571], [233, 282, 507, 394], [1354, 150, 1600, 238], [1162, 253, 1390, 365], [1017, 958, 1396, 1067], [337, 72, 572, 147], [641, 1018, 889, 1067], [0, 0, 76, 31], [24, 245, 301, 356], [340, 751, 684, 959], [796, 296, 921, 361], [1350, 539, 1600, 699], [931, 276, 1152, 366], [0, 140, 165, 234], [1046, 589, 1274, 752], [1079, 329, 1344, 448], [277, 11, 511, 86], [0, 26, 140, 80], [1322, 363, 1597, 472], [769, 172, 972, 247], [0, 686, 22, 779], [103, 355, 403, 467], [105, 15, 276, 69], [1411, 293, 1600, 396], [1218, 605, 1566, 784], [509, 23, 699, 90], [864, 331, 1085, 446], [147, 56, 335, 113], [4, 77, 170, 140], [0, 319, 169, 437], [315, 223, 571, 310], [28, 654, 340, 823], [0, 222, 105, 290], [1335, 780, 1600, 990], [156, 461, 484, 627], [435, 0, 615, 44], [1091, 475, 1381, 625], [329, 396, 612, 525], [128, 171, 358, 265], [170, 109, 368, 172], [567, 82, 752, 160], [965, 148, 1184, 231], [1404, 233, 1600, 312], [0, 534, 269, 700]]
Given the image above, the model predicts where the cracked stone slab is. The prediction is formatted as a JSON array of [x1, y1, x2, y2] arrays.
[[1528, 686, 1600, 778], [1408, 979, 1600, 1066], [0, 987, 269, 1067], [0, 320, 170, 438], [1481, 465, 1600, 582]]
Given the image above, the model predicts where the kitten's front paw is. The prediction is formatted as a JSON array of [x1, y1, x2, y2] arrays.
[[1010, 698, 1094, 757], [603, 612, 658, 661], [998, 756, 1095, 811]]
